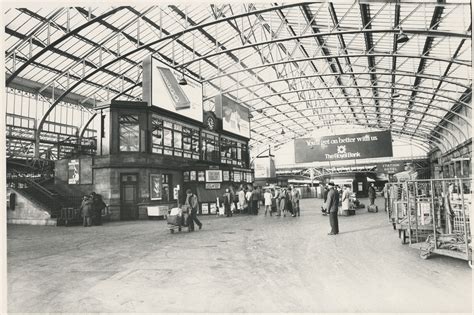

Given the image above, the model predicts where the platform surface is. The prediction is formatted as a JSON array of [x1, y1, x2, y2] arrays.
[[7, 198, 472, 313]]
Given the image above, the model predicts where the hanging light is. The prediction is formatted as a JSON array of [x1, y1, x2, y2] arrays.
[[178, 71, 188, 85], [256, 108, 263, 114], [396, 28, 409, 44], [281, 128, 285, 135]]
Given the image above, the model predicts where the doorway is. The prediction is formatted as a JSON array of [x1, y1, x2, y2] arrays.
[[120, 173, 138, 220]]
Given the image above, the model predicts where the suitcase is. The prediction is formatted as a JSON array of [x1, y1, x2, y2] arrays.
[[368, 205, 378, 213], [167, 214, 182, 225]]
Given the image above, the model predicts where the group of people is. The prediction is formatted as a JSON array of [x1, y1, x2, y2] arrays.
[[263, 186, 301, 217], [80, 192, 106, 227]]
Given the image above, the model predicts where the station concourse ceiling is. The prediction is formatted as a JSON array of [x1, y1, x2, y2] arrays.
[[4, 1, 472, 153]]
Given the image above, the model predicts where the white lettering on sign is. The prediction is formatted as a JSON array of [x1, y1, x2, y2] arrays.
[[325, 152, 361, 159]]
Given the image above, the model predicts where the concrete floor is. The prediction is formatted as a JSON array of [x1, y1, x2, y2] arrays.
[[7, 197, 472, 313]]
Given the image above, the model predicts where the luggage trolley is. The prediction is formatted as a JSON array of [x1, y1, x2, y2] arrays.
[[167, 207, 191, 233]]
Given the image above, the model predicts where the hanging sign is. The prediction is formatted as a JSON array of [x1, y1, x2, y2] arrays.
[[294, 131, 393, 162]]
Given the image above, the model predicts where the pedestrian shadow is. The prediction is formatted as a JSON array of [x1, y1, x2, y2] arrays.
[[337, 224, 388, 235]]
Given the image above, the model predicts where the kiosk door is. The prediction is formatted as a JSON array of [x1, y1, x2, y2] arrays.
[[120, 174, 138, 220]]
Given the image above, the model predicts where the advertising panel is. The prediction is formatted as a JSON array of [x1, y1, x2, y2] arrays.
[[294, 131, 393, 163], [150, 174, 163, 200], [206, 170, 222, 183], [254, 156, 276, 179], [215, 95, 250, 139], [143, 56, 203, 122], [68, 160, 80, 184]]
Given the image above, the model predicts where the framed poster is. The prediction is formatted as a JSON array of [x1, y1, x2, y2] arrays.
[[201, 203, 209, 215], [190, 171, 197, 181], [150, 174, 163, 200], [223, 170, 230, 181], [209, 203, 217, 214], [198, 171, 205, 182], [206, 170, 222, 183], [234, 171, 241, 182], [68, 160, 80, 184], [183, 171, 190, 182]]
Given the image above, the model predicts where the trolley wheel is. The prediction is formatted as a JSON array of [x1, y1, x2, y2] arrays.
[[420, 250, 431, 260], [178, 227, 182, 232]]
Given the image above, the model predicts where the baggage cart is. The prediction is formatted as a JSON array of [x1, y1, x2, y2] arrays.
[[167, 207, 191, 233]]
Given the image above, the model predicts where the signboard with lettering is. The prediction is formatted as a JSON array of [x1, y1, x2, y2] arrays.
[[68, 160, 80, 184], [254, 156, 276, 179], [205, 183, 221, 190], [294, 131, 393, 163]]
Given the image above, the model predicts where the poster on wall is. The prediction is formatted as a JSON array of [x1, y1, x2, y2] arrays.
[[206, 170, 222, 183], [143, 56, 203, 122], [150, 174, 163, 200], [209, 203, 217, 214], [215, 95, 251, 139], [198, 171, 205, 182], [294, 130, 393, 163], [190, 171, 197, 181], [68, 160, 80, 184], [254, 156, 276, 179], [223, 171, 230, 181], [183, 171, 190, 182], [234, 171, 241, 182], [201, 203, 209, 214]]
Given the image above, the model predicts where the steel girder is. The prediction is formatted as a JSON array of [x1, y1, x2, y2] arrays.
[[179, 28, 471, 70], [31, 2, 312, 157], [253, 109, 466, 149], [6, 7, 128, 86], [239, 85, 472, 111]]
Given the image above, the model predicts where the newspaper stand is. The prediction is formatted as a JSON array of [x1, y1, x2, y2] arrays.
[[407, 178, 472, 267]]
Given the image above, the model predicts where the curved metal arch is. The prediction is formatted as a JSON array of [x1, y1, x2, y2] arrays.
[[255, 111, 462, 149], [240, 85, 472, 112], [33, 2, 311, 157], [203, 71, 471, 101], [6, 6, 128, 86], [252, 103, 469, 141], [205, 54, 471, 85], [180, 28, 471, 69], [247, 95, 472, 128], [262, 122, 446, 153], [255, 118, 448, 152]]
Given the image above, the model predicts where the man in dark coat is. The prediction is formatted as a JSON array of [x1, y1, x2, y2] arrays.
[[325, 182, 340, 235], [91, 192, 106, 226], [368, 183, 376, 206]]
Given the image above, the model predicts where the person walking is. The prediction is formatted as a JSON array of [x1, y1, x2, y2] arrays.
[[251, 187, 260, 215], [279, 188, 288, 217], [246, 187, 253, 215], [238, 186, 246, 214], [368, 183, 376, 206], [326, 182, 340, 235], [264, 189, 273, 216], [223, 188, 232, 217], [322, 185, 329, 215], [80, 195, 92, 227], [291, 186, 301, 217], [185, 189, 202, 231], [91, 192, 106, 226], [341, 186, 350, 214], [383, 184, 389, 212]]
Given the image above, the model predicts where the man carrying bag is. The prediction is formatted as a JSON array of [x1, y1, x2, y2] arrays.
[[185, 189, 202, 231]]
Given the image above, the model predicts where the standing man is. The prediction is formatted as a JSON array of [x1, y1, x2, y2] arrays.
[[291, 186, 301, 217], [185, 189, 202, 231], [80, 195, 92, 227], [326, 182, 340, 235], [251, 186, 260, 215], [238, 185, 246, 214], [383, 184, 389, 212], [91, 192, 106, 226], [322, 185, 329, 215], [368, 183, 376, 206], [246, 187, 253, 215]]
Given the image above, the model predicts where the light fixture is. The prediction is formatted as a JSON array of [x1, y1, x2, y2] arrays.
[[178, 71, 187, 85], [281, 128, 285, 135], [256, 108, 263, 114], [396, 28, 409, 44]]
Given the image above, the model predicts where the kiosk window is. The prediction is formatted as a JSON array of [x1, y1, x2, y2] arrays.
[[119, 115, 139, 152], [162, 174, 173, 202], [151, 115, 163, 154]]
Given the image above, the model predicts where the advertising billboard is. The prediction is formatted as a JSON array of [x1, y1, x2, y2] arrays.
[[294, 130, 393, 163], [254, 156, 276, 179], [143, 56, 203, 122], [215, 94, 250, 139]]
